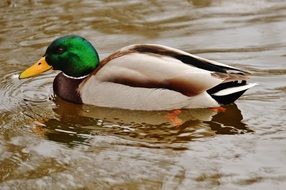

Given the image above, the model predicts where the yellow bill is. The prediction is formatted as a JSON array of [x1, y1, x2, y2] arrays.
[[19, 57, 52, 79]]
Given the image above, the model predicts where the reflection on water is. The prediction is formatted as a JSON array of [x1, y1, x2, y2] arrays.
[[35, 98, 251, 147], [1, 0, 286, 189]]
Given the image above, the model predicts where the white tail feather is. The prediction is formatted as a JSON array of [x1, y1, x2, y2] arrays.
[[213, 83, 257, 96]]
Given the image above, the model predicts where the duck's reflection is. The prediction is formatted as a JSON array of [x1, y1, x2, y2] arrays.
[[39, 98, 252, 146], [205, 104, 253, 135]]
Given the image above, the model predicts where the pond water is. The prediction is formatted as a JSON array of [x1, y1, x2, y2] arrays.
[[0, 0, 286, 189]]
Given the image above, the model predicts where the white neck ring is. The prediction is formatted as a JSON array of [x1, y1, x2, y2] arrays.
[[62, 72, 89, 80]]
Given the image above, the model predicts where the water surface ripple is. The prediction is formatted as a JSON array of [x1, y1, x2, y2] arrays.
[[0, 0, 286, 189]]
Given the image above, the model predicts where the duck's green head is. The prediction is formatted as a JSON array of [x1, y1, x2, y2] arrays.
[[19, 35, 99, 79]]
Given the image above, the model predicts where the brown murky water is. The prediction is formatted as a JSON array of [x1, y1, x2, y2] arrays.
[[0, 0, 286, 189]]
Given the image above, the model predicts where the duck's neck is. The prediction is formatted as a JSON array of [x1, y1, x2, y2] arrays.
[[53, 72, 87, 104]]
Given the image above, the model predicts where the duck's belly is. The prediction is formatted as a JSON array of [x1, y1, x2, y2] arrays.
[[79, 77, 219, 110]]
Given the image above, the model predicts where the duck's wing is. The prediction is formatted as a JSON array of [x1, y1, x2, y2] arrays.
[[79, 44, 254, 110], [91, 44, 250, 96]]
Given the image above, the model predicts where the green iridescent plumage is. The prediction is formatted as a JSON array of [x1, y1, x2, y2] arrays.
[[45, 35, 99, 77]]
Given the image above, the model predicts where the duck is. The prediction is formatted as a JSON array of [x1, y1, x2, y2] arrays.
[[19, 35, 256, 110]]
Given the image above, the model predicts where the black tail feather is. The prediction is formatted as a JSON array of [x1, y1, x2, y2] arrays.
[[209, 90, 247, 105], [207, 81, 248, 105]]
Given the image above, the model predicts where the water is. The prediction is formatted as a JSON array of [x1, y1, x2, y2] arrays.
[[0, 0, 286, 189]]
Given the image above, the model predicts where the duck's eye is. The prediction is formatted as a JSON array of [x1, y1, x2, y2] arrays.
[[55, 47, 65, 54]]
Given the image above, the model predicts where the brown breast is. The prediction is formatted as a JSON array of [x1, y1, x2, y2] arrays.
[[53, 73, 85, 104]]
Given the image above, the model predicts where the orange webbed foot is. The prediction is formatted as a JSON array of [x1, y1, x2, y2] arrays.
[[165, 109, 183, 127]]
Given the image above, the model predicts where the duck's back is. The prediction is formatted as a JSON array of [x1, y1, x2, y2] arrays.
[[77, 44, 255, 110]]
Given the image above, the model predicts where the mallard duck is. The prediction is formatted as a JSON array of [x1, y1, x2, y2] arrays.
[[19, 35, 256, 110]]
